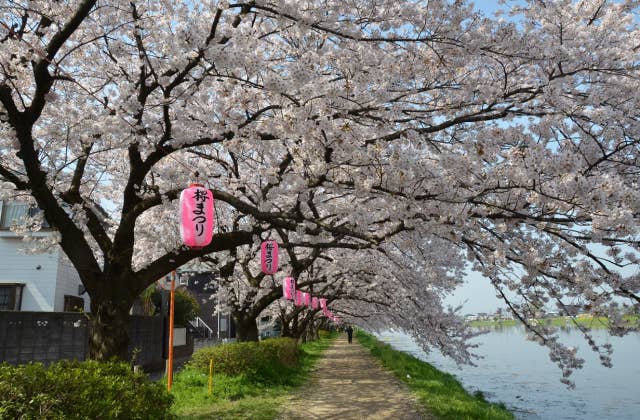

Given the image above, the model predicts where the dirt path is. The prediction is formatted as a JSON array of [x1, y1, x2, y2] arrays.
[[277, 335, 432, 420]]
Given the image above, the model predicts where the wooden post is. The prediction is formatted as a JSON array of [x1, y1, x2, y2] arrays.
[[167, 270, 176, 391], [208, 358, 214, 395]]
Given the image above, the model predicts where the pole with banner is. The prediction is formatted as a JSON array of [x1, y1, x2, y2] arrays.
[[167, 270, 176, 391]]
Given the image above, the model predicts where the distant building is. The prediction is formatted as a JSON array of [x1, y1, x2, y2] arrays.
[[258, 314, 281, 339], [179, 271, 235, 340], [563, 305, 582, 317], [0, 201, 89, 312], [477, 312, 490, 320]]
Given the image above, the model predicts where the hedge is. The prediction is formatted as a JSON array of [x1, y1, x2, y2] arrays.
[[0, 360, 174, 419], [189, 337, 300, 377]]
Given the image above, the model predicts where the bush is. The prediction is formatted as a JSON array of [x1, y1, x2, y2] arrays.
[[149, 288, 200, 326], [189, 338, 300, 377], [259, 337, 299, 367], [0, 360, 174, 419]]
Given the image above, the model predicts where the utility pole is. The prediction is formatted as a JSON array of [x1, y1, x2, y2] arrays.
[[167, 270, 176, 391]]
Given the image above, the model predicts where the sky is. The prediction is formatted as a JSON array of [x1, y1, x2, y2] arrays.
[[445, 271, 505, 314]]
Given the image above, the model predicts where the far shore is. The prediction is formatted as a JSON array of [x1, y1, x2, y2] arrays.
[[468, 315, 639, 329]]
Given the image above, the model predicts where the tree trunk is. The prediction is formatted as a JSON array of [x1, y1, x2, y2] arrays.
[[280, 315, 293, 337], [234, 313, 259, 342], [88, 295, 134, 361]]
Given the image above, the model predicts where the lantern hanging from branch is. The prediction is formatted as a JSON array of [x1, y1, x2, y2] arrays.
[[261, 240, 279, 274], [295, 290, 304, 306], [303, 292, 311, 307], [319, 298, 327, 311], [311, 297, 319, 309], [180, 184, 214, 249], [283, 277, 295, 300]]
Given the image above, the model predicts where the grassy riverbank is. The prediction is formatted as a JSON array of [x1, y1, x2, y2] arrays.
[[469, 315, 639, 329], [356, 330, 514, 420], [170, 332, 337, 419]]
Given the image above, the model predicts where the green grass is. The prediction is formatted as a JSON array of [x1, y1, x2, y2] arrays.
[[170, 332, 337, 419], [356, 330, 514, 420], [469, 315, 639, 329]]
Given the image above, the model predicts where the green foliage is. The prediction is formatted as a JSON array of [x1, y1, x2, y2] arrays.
[[149, 288, 200, 326], [172, 289, 200, 326], [356, 330, 514, 420], [171, 332, 338, 419], [188, 337, 299, 377], [0, 360, 174, 420], [259, 337, 300, 367]]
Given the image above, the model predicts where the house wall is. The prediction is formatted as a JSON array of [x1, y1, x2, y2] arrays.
[[54, 252, 90, 312], [0, 234, 60, 311]]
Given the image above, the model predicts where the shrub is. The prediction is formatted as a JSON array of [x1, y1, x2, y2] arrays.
[[189, 338, 300, 377], [149, 287, 200, 326], [0, 360, 174, 419], [259, 337, 299, 367]]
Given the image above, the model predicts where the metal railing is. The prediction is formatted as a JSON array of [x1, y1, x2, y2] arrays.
[[189, 316, 214, 338]]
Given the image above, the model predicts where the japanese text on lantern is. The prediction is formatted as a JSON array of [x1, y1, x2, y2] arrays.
[[192, 188, 209, 237], [261, 240, 279, 274], [264, 243, 274, 270]]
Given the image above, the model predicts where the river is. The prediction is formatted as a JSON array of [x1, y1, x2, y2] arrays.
[[377, 327, 640, 419]]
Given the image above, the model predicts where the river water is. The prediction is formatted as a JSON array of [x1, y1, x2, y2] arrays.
[[377, 327, 640, 419]]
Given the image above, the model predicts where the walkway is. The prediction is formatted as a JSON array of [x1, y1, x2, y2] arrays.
[[278, 335, 432, 419]]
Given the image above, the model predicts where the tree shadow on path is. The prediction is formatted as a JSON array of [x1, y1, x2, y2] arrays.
[[278, 335, 433, 420]]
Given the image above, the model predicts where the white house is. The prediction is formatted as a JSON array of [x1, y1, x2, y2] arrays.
[[0, 201, 89, 312]]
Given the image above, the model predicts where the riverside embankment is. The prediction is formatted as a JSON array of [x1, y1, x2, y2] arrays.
[[170, 331, 513, 419]]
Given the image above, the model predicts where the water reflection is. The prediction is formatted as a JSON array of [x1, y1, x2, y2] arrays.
[[378, 327, 640, 420]]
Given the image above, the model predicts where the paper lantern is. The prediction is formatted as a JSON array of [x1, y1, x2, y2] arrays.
[[261, 240, 279, 274], [303, 292, 312, 307], [180, 184, 214, 249], [283, 277, 295, 300], [319, 298, 327, 310], [295, 290, 304, 306], [311, 297, 319, 309]]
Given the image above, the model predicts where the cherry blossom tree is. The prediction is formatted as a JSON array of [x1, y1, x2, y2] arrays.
[[0, 0, 638, 380]]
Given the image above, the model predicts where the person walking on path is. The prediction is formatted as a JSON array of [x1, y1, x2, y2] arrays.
[[346, 325, 353, 344]]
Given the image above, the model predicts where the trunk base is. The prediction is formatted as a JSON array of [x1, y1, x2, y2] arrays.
[[88, 299, 132, 361]]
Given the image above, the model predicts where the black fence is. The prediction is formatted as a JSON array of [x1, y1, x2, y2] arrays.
[[0, 311, 165, 369]]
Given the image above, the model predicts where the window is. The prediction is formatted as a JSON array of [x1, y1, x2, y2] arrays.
[[0, 202, 29, 228], [0, 284, 25, 311], [64, 295, 85, 312], [0, 201, 49, 229]]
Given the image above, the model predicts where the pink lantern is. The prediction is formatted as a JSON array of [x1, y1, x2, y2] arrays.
[[261, 240, 279, 274], [180, 184, 214, 249], [283, 277, 295, 300], [311, 297, 319, 309], [295, 290, 304, 306], [319, 298, 327, 310]]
